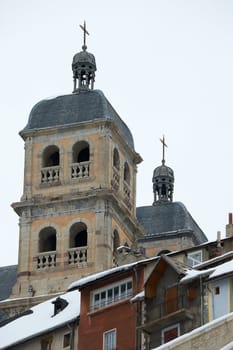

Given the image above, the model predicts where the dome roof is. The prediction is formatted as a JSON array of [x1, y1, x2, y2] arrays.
[[136, 201, 207, 244], [153, 164, 174, 179], [20, 89, 134, 148], [72, 50, 96, 69]]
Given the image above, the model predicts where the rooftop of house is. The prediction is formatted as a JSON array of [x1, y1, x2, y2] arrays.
[[0, 290, 80, 349], [152, 311, 233, 350]]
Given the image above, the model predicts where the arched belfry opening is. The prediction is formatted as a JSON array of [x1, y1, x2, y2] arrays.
[[69, 222, 88, 248], [39, 227, 57, 252], [42, 146, 60, 167], [41, 146, 60, 183], [113, 229, 120, 253], [72, 141, 90, 163], [71, 141, 90, 179], [113, 148, 120, 170], [113, 229, 120, 266], [124, 162, 130, 185]]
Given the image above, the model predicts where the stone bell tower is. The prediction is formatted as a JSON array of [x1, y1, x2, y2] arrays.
[[10, 24, 143, 306]]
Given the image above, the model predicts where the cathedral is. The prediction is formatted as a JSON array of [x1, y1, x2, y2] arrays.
[[0, 24, 207, 319]]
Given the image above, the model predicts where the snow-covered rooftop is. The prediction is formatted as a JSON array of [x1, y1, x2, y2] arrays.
[[68, 255, 161, 291], [181, 257, 233, 283], [0, 290, 80, 349], [68, 262, 139, 290], [152, 311, 233, 350], [209, 258, 233, 279], [130, 290, 144, 303], [180, 268, 215, 283]]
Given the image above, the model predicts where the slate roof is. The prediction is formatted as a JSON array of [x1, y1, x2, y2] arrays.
[[20, 89, 134, 148], [0, 265, 17, 323], [0, 265, 17, 302], [136, 201, 207, 244]]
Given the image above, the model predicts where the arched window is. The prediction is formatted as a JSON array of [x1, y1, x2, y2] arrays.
[[71, 141, 90, 179], [112, 229, 120, 266], [41, 146, 60, 183], [69, 222, 87, 248], [113, 229, 120, 253], [124, 162, 130, 185], [72, 141, 90, 163], [39, 227, 57, 252], [113, 148, 120, 170], [42, 146, 60, 167]]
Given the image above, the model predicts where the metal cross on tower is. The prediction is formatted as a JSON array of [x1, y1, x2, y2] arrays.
[[160, 135, 167, 165], [80, 21, 89, 50]]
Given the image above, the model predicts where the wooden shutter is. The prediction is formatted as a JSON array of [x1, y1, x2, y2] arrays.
[[165, 286, 178, 315]]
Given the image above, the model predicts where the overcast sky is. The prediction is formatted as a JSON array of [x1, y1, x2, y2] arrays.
[[1, 0, 233, 266]]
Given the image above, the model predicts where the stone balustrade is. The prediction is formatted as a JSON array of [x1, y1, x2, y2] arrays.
[[71, 161, 90, 179], [123, 181, 131, 209], [37, 251, 56, 269], [41, 166, 60, 183], [111, 167, 120, 191], [68, 247, 88, 265]]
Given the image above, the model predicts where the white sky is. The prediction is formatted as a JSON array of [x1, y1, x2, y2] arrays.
[[1, 0, 233, 266]]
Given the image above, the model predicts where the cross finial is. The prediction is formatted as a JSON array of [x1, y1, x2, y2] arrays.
[[79, 21, 89, 50], [160, 135, 168, 165]]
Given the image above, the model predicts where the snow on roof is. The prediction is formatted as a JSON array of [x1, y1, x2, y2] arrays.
[[68, 256, 161, 292], [68, 261, 140, 290], [152, 311, 233, 350], [220, 340, 233, 350], [0, 290, 80, 349], [209, 259, 233, 279], [130, 290, 144, 303], [181, 256, 233, 283], [180, 268, 215, 283]]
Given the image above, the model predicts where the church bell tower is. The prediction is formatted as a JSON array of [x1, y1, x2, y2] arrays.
[[11, 23, 143, 302]]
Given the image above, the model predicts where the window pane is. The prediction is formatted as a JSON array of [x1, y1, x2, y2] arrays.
[[187, 251, 202, 267], [63, 333, 71, 348], [94, 293, 100, 308], [107, 289, 113, 304], [91, 279, 133, 311], [104, 330, 116, 350], [114, 286, 119, 301], [127, 281, 132, 294]]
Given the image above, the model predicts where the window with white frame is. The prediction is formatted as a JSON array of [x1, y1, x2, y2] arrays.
[[91, 278, 132, 311], [103, 329, 116, 350], [187, 250, 202, 267]]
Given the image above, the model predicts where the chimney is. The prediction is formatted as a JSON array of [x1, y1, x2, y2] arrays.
[[226, 213, 233, 237], [217, 231, 221, 248]]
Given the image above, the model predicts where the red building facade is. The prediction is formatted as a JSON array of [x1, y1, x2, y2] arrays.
[[76, 265, 145, 350]]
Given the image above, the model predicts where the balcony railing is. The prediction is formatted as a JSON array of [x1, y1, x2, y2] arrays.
[[146, 295, 192, 321], [139, 295, 195, 334], [68, 247, 88, 265], [41, 166, 60, 184], [123, 181, 131, 209], [37, 251, 56, 269], [111, 168, 120, 191], [71, 161, 90, 179]]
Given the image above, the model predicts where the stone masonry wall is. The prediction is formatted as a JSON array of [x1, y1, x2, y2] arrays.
[[154, 312, 233, 350]]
